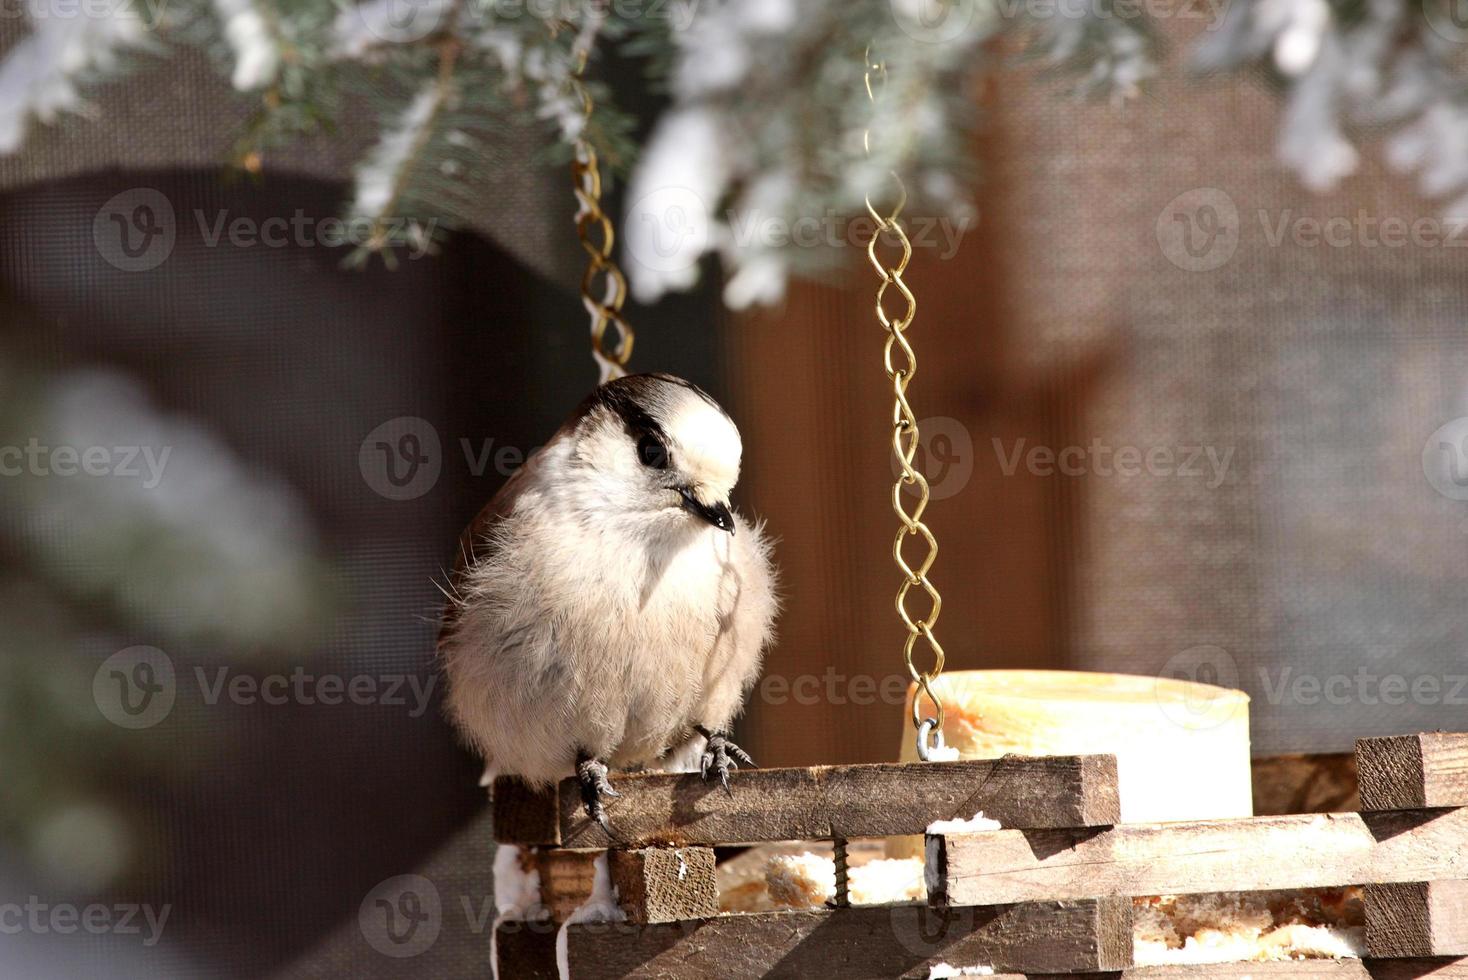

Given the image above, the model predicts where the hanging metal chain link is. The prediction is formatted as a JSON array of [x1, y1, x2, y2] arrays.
[[567, 33, 633, 384], [863, 46, 947, 761]]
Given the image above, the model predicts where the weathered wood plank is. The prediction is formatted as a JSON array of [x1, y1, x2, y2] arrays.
[[562, 898, 1133, 978], [929, 807, 1468, 907], [503, 917, 1468, 980], [528, 847, 601, 923], [608, 847, 718, 925], [1358, 734, 1468, 811], [1367, 880, 1468, 957], [493, 918, 560, 980], [493, 781, 562, 845], [1008, 962, 1468, 979], [1253, 752, 1359, 815], [493, 755, 1120, 847]]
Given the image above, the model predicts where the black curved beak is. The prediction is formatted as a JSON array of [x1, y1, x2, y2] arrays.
[[678, 488, 735, 534]]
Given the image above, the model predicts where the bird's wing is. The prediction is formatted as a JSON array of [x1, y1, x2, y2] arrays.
[[436, 447, 543, 645], [437, 396, 595, 645]]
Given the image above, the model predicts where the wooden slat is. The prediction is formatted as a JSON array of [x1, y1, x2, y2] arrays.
[[1358, 734, 1468, 811], [1012, 962, 1468, 979], [528, 847, 600, 922], [493, 781, 561, 845], [1367, 880, 1468, 957], [492, 918, 560, 980], [499, 921, 1468, 980], [561, 898, 1133, 978], [608, 847, 718, 925], [929, 807, 1468, 907], [493, 755, 1119, 847]]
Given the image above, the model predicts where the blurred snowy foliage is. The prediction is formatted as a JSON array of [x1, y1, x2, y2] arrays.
[[0, 346, 336, 889], [1197, 0, 1468, 210], [1, 0, 1466, 303]]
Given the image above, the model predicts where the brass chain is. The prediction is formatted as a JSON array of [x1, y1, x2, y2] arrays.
[[568, 37, 633, 384], [863, 47, 947, 760]]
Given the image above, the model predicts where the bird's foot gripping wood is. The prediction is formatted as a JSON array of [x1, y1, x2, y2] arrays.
[[695, 726, 754, 795], [575, 752, 620, 835]]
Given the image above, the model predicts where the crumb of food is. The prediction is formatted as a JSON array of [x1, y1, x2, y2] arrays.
[[765, 853, 836, 908], [727, 846, 1366, 970], [718, 878, 774, 914], [761, 853, 927, 908], [849, 858, 925, 904], [1132, 888, 1365, 965], [926, 811, 1002, 835], [1257, 924, 1365, 959], [927, 963, 994, 978], [1134, 934, 1263, 966]]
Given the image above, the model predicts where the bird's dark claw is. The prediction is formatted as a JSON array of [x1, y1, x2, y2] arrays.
[[575, 753, 619, 835], [695, 726, 755, 795]]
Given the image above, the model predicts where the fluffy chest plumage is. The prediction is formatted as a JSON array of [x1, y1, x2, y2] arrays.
[[542, 516, 736, 652]]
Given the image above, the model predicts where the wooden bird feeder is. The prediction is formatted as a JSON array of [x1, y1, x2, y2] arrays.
[[489, 730, 1468, 978]]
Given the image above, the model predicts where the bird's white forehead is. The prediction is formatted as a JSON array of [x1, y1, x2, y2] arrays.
[[665, 397, 741, 491]]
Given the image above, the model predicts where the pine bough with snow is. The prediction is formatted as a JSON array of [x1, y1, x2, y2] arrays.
[[3, 0, 1465, 305]]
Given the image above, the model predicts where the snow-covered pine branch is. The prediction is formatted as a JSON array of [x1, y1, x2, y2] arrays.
[[0, 0, 153, 155], [1197, 0, 1468, 211], [349, 74, 453, 253], [212, 0, 281, 90]]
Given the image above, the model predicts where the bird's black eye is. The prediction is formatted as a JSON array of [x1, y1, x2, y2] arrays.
[[637, 433, 669, 469]]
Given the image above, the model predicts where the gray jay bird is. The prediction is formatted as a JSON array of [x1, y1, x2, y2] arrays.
[[439, 373, 778, 830]]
